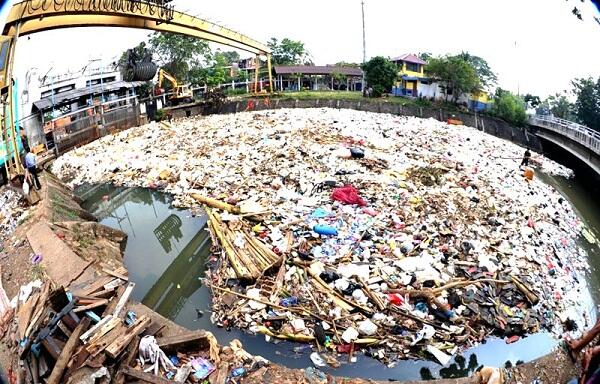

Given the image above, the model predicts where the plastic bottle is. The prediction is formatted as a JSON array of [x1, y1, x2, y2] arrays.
[[231, 367, 247, 377], [313, 225, 338, 236], [279, 297, 299, 307]]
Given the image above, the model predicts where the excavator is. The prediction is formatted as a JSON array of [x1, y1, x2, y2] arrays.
[[155, 68, 194, 106]]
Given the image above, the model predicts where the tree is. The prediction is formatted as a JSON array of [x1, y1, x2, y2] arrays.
[[148, 32, 211, 83], [216, 50, 240, 65], [334, 61, 361, 68], [572, 76, 600, 130], [267, 38, 312, 66], [362, 56, 397, 97], [456, 52, 497, 88], [419, 52, 432, 62], [492, 90, 527, 126], [426, 55, 481, 103], [523, 94, 541, 109], [546, 93, 574, 120]]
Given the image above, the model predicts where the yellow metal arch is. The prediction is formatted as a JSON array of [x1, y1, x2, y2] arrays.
[[3, 0, 271, 55]]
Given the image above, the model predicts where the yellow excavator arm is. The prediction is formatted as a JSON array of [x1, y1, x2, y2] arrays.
[[157, 69, 179, 89]]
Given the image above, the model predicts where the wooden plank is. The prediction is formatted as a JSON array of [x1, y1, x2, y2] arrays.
[[113, 336, 140, 384], [86, 322, 127, 357], [90, 286, 119, 299], [121, 366, 174, 384], [105, 315, 150, 358], [72, 276, 114, 297], [102, 285, 126, 318], [86, 317, 120, 346], [80, 315, 113, 343], [73, 299, 109, 313], [157, 330, 207, 353], [46, 317, 90, 384], [17, 292, 39, 339], [112, 282, 135, 319], [102, 268, 128, 282]]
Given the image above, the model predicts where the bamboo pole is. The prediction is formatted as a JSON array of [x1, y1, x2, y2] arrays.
[[206, 209, 250, 279], [191, 194, 240, 214]]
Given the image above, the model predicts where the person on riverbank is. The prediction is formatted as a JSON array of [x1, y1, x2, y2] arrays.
[[521, 147, 532, 167], [566, 319, 600, 383], [24, 149, 41, 190]]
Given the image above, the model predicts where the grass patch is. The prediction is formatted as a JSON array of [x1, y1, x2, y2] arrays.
[[31, 264, 45, 280]]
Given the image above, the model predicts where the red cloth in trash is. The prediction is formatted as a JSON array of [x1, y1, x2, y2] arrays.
[[331, 185, 367, 206]]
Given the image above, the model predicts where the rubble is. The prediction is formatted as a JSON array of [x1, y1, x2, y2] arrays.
[[52, 108, 593, 365], [0, 186, 31, 246]]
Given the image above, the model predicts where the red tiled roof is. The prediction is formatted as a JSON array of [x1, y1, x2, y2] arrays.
[[274, 65, 363, 76], [390, 53, 426, 65]]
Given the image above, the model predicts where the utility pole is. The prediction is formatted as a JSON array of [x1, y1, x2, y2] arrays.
[[361, 0, 366, 95]]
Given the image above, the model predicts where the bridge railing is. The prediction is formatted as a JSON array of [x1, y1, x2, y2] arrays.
[[529, 115, 600, 155]]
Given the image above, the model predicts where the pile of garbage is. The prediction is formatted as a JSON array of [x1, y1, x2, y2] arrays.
[[0, 266, 267, 383], [53, 108, 592, 365], [0, 186, 30, 246]]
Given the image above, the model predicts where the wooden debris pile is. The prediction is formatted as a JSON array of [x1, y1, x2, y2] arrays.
[[205, 205, 281, 281], [1, 265, 267, 383]]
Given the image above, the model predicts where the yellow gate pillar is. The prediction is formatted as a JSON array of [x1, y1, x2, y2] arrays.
[[267, 55, 274, 94], [253, 55, 260, 95]]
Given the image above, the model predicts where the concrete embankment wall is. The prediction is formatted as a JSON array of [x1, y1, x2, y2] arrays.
[[166, 98, 544, 152]]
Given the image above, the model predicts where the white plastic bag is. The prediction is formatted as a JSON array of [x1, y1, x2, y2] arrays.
[[23, 180, 30, 196]]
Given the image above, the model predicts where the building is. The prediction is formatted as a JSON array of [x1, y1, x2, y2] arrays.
[[274, 65, 363, 92], [468, 91, 490, 112], [390, 54, 428, 97], [19, 63, 144, 151], [390, 53, 491, 111]]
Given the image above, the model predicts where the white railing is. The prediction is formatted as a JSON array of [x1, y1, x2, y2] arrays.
[[529, 115, 600, 156]]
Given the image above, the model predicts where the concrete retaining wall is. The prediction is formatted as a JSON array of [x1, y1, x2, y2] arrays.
[[166, 98, 544, 152]]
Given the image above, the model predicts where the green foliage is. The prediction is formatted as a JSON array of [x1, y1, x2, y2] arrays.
[[419, 52, 432, 62], [546, 93, 574, 120], [455, 52, 497, 88], [268, 38, 312, 66], [523, 93, 541, 108], [491, 90, 527, 126], [426, 55, 481, 103], [155, 109, 165, 122], [148, 32, 210, 83], [334, 61, 361, 68], [216, 50, 240, 65], [571, 76, 600, 130], [362, 56, 397, 97]]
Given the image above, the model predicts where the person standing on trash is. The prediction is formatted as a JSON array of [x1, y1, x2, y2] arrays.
[[521, 147, 531, 167], [24, 148, 41, 190]]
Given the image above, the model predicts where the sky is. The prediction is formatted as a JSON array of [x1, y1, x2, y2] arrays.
[[1, 0, 599, 99]]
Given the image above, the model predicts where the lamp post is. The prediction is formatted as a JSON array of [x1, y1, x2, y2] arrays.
[[361, 0, 367, 95]]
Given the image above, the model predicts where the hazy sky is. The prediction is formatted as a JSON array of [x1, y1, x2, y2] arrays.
[[1, 0, 599, 98]]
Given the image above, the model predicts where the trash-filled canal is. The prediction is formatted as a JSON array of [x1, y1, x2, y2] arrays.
[[76, 177, 599, 381]]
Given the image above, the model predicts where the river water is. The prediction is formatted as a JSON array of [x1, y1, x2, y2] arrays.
[[76, 173, 600, 381]]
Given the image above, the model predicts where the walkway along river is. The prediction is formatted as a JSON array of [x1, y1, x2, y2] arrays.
[[76, 172, 600, 381]]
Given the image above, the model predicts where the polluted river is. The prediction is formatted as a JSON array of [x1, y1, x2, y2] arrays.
[[53, 108, 600, 381], [74, 174, 600, 381], [48, 109, 600, 380]]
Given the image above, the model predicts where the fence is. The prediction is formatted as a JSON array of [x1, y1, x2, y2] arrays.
[[529, 115, 600, 155], [53, 97, 141, 155]]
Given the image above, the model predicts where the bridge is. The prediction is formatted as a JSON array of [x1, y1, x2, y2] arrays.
[[529, 115, 600, 175]]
